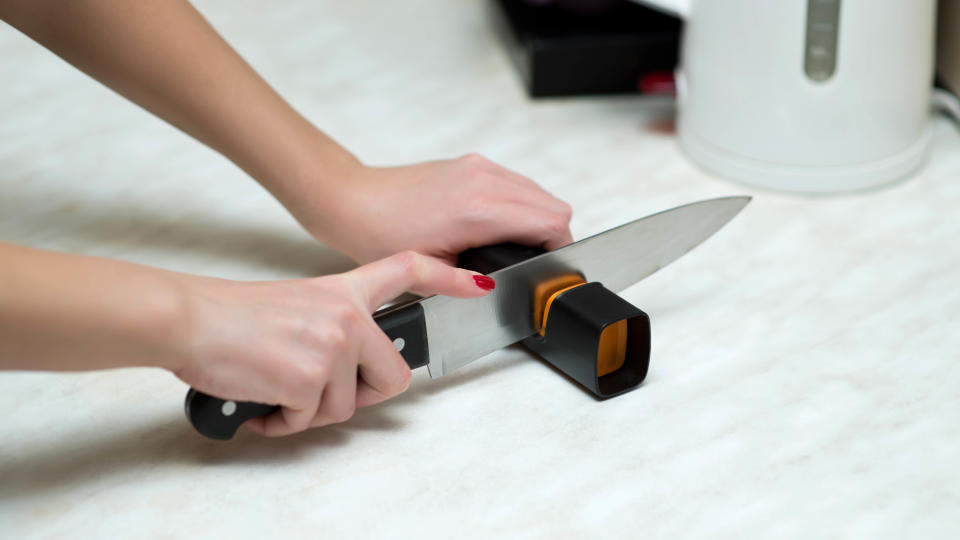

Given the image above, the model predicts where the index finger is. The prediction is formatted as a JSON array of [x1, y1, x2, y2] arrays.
[[343, 251, 493, 312]]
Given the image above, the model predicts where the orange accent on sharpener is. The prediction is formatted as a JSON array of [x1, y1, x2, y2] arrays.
[[533, 275, 630, 378], [533, 275, 587, 336], [457, 244, 651, 399]]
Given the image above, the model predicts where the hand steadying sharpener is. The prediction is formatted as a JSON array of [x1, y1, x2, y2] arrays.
[[460, 244, 650, 398]]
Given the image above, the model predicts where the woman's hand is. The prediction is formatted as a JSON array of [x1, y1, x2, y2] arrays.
[[289, 154, 574, 265], [174, 251, 493, 437]]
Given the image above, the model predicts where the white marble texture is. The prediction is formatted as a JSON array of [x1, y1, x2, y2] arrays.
[[1, 1, 959, 538]]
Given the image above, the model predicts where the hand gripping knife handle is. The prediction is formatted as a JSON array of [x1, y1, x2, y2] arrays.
[[458, 244, 651, 398], [185, 243, 650, 441]]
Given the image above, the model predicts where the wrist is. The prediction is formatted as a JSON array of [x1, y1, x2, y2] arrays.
[[255, 127, 368, 241], [134, 270, 200, 373]]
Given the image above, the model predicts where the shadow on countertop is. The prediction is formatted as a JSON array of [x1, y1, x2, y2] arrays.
[[0, 350, 529, 502], [0, 184, 358, 278]]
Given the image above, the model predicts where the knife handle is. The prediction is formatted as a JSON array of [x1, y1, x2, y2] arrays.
[[184, 302, 428, 440], [457, 243, 546, 274]]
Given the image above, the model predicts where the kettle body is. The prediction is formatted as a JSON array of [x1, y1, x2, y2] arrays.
[[635, 0, 937, 193]]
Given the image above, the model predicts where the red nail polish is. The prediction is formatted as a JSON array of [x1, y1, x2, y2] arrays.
[[473, 275, 496, 291]]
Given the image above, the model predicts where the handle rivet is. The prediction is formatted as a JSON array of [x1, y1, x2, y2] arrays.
[[393, 337, 405, 352], [221, 400, 237, 417]]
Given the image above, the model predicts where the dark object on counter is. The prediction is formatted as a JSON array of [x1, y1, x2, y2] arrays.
[[490, 0, 681, 97]]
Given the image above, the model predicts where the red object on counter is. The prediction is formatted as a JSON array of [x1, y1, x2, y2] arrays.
[[639, 71, 677, 95]]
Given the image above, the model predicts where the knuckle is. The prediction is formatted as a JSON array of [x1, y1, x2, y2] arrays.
[[284, 373, 321, 407], [280, 408, 314, 435], [328, 302, 360, 327], [376, 360, 412, 397], [313, 320, 349, 350], [460, 152, 488, 166], [268, 310, 301, 336], [341, 309, 365, 334], [326, 326, 350, 350], [544, 214, 569, 235], [330, 403, 356, 424], [395, 250, 430, 282], [318, 401, 356, 425], [393, 249, 419, 269], [391, 367, 412, 394], [301, 362, 332, 387]]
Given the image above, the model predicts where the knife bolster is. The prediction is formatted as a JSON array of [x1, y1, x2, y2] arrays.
[[524, 282, 650, 399]]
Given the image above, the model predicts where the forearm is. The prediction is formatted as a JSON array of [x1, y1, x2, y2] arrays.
[[0, 242, 190, 371], [0, 0, 357, 201]]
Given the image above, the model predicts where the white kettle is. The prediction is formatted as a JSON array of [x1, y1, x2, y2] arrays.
[[633, 0, 937, 193]]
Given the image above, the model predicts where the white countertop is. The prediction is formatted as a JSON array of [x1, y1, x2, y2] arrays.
[[1, 1, 958, 538]]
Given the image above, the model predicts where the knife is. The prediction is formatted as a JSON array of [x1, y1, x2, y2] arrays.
[[185, 196, 750, 439]]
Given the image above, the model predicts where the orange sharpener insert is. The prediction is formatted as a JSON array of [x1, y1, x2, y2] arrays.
[[459, 244, 651, 399]]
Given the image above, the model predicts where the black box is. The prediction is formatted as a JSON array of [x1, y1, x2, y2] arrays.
[[489, 0, 681, 97]]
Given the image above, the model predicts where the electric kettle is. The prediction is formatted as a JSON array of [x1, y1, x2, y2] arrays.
[[633, 0, 937, 193]]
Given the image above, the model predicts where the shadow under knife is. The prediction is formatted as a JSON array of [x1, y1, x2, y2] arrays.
[[0, 348, 532, 503]]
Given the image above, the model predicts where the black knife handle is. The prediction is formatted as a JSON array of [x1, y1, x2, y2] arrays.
[[370, 302, 430, 370], [184, 390, 278, 440], [458, 243, 546, 274], [185, 302, 428, 440]]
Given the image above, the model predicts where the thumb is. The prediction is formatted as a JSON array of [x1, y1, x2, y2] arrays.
[[343, 251, 495, 311]]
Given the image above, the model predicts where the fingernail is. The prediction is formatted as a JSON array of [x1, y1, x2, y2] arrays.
[[473, 275, 496, 291]]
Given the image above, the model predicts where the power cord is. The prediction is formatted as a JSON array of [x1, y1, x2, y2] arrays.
[[932, 86, 960, 124]]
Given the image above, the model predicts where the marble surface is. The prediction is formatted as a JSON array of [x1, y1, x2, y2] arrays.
[[1, 1, 959, 538]]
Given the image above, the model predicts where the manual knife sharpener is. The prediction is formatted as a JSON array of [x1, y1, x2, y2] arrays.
[[459, 245, 651, 398]]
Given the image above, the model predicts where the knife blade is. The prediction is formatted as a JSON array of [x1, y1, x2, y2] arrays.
[[429, 196, 750, 375], [185, 196, 750, 439]]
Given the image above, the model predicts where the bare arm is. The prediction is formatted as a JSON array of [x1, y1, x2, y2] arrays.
[[0, 0, 573, 263], [0, 242, 189, 372]]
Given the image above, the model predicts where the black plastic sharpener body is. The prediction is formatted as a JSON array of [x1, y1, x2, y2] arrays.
[[524, 281, 650, 398], [459, 244, 651, 398]]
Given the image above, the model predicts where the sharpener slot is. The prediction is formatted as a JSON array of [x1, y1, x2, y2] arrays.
[[525, 282, 651, 398], [456, 244, 651, 399]]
